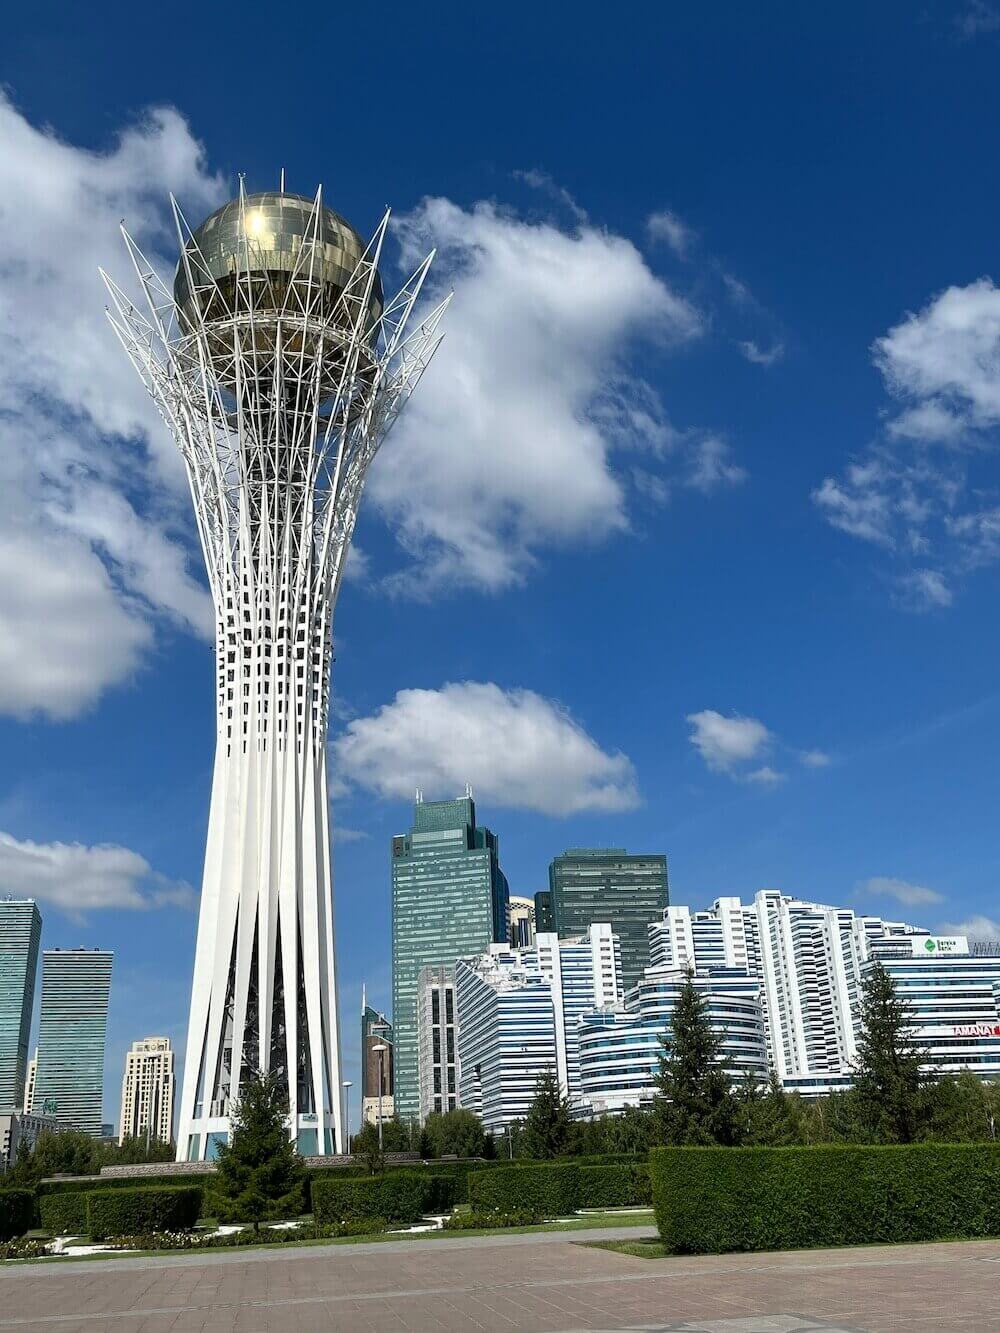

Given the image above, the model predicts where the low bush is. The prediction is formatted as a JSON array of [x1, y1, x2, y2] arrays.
[[87, 1186, 203, 1241], [101, 1218, 386, 1251], [0, 1190, 35, 1242], [651, 1144, 1000, 1255], [39, 1191, 87, 1236], [468, 1164, 580, 1217], [578, 1163, 651, 1209], [0, 1237, 49, 1261], [311, 1173, 455, 1225], [442, 1210, 542, 1230]]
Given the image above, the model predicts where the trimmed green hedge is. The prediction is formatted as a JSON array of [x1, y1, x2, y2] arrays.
[[37, 1171, 212, 1198], [39, 1191, 88, 1235], [579, 1163, 651, 1208], [468, 1163, 650, 1215], [311, 1174, 455, 1225], [0, 1190, 35, 1242], [469, 1164, 580, 1216], [651, 1144, 1000, 1255], [87, 1187, 203, 1241]]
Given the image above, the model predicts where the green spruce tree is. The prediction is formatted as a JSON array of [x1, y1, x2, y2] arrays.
[[214, 1070, 304, 1230], [654, 973, 740, 1145], [522, 1069, 572, 1159], [850, 959, 924, 1143], [743, 1071, 807, 1145]]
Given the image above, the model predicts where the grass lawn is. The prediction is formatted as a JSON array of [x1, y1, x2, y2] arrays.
[[582, 1238, 668, 1259]]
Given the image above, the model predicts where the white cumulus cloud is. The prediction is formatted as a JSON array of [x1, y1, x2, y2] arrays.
[[687, 710, 774, 776], [0, 831, 195, 921], [939, 914, 1000, 938], [333, 681, 639, 816], [369, 196, 736, 595], [686, 710, 827, 786], [816, 278, 1000, 607], [862, 875, 944, 908], [0, 93, 224, 719]]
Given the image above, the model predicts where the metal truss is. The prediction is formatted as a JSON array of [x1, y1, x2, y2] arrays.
[[102, 182, 448, 1160]]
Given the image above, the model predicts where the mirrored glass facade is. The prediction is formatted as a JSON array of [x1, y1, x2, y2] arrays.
[[391, 798, 509, 1122]]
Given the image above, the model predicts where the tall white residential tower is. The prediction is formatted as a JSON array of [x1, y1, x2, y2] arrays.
[[104, 185, 446, 1160]]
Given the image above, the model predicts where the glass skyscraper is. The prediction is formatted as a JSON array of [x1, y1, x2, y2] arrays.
[[547, 848, 669, 988], [0, 899, 42, 1113], [391, 796, 509, 1121], [32, 949, 113, 1136]]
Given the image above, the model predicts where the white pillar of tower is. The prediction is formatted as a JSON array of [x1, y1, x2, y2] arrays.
[[103, 182, 448, 1161]]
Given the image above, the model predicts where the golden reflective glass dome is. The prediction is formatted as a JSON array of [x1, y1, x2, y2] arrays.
[[173, 191, 383, 335]]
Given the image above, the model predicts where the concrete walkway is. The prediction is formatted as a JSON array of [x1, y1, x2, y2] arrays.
[[1, 1227, 998, 1332]]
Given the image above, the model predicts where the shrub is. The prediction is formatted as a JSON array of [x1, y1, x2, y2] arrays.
[[86, 1186, 203, 1241], [311, 1173, 454, 1225], [101, 1218, 386, 1251], [0, 1237, 49, 1261], [0, 1190, 35, 1242], [468, 1164, 580, 1216], [651, 1144, 1000, 1255], [443, 1209, 542, 1230], [578, 1163, 651, 1208], [39, 1191, 87, 1236]]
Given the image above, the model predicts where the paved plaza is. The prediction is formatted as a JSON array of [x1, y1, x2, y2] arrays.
[[1, 1227, 998, 1333]]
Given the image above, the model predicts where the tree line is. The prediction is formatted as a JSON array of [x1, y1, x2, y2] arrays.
[[7, 960, 998, 1189]]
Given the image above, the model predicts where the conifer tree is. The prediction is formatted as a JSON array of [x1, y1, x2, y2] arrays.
[[850, 960, 924, 1143], [214, 1070, 304, 1230], [654, 973, 739, 1145], [522, 1069, 572, 1159]]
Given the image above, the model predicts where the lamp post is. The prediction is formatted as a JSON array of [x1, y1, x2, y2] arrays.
[[341, 1080, 352, 1156], [372, 1044, 388, 1150], [373, 1034, 389, 1151]]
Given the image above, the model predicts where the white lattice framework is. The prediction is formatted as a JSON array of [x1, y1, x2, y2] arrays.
[[102, 182, 447, 1160]]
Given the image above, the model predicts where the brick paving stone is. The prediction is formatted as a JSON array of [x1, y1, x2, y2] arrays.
[[2, 1232, 1000, 1332]]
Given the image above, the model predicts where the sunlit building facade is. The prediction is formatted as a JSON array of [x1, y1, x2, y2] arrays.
[[0, 899, 41, 1113]]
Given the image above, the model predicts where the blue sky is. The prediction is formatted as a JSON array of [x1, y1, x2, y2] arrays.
[[2, 1, 1000, 1128]]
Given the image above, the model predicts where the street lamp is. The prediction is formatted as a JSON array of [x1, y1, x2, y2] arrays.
[[372, 1043, 388, 1150], [341, 1080, 352, 1156]]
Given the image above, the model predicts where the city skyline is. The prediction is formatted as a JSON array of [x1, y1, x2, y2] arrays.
[[4, 7, 1000, 1127]]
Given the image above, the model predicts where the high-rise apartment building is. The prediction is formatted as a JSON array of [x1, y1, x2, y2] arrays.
[[0, 900, 41, 1113], [416, 966, 459, 1119], [456, 951, 556, 1133], [391, 796, 509, 1121], [548, 849, 668, 988], [456, 926, 623, 1129], [361, 997, 394, 1126], [32, 949, 112, 1136], [118, 1037, 174, 1146], [644, 895, 1000, 1094], [578, 966, 768, 1115]]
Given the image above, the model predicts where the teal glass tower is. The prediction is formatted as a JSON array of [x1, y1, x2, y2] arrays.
[[548, 849, 669, 988], [0, 899, 42, 1112], [33, 949, 113, 1135], [391, 796, 509, 1122]]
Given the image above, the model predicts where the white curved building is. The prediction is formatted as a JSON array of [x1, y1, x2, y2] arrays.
[[577, 967, 767, 1117]]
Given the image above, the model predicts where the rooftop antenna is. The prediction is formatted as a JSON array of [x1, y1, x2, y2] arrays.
[[279, 167, 285, 193], [361, 981, 366, 1015], [465, 782, 474, 800], [415, 788, 423, 803]]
